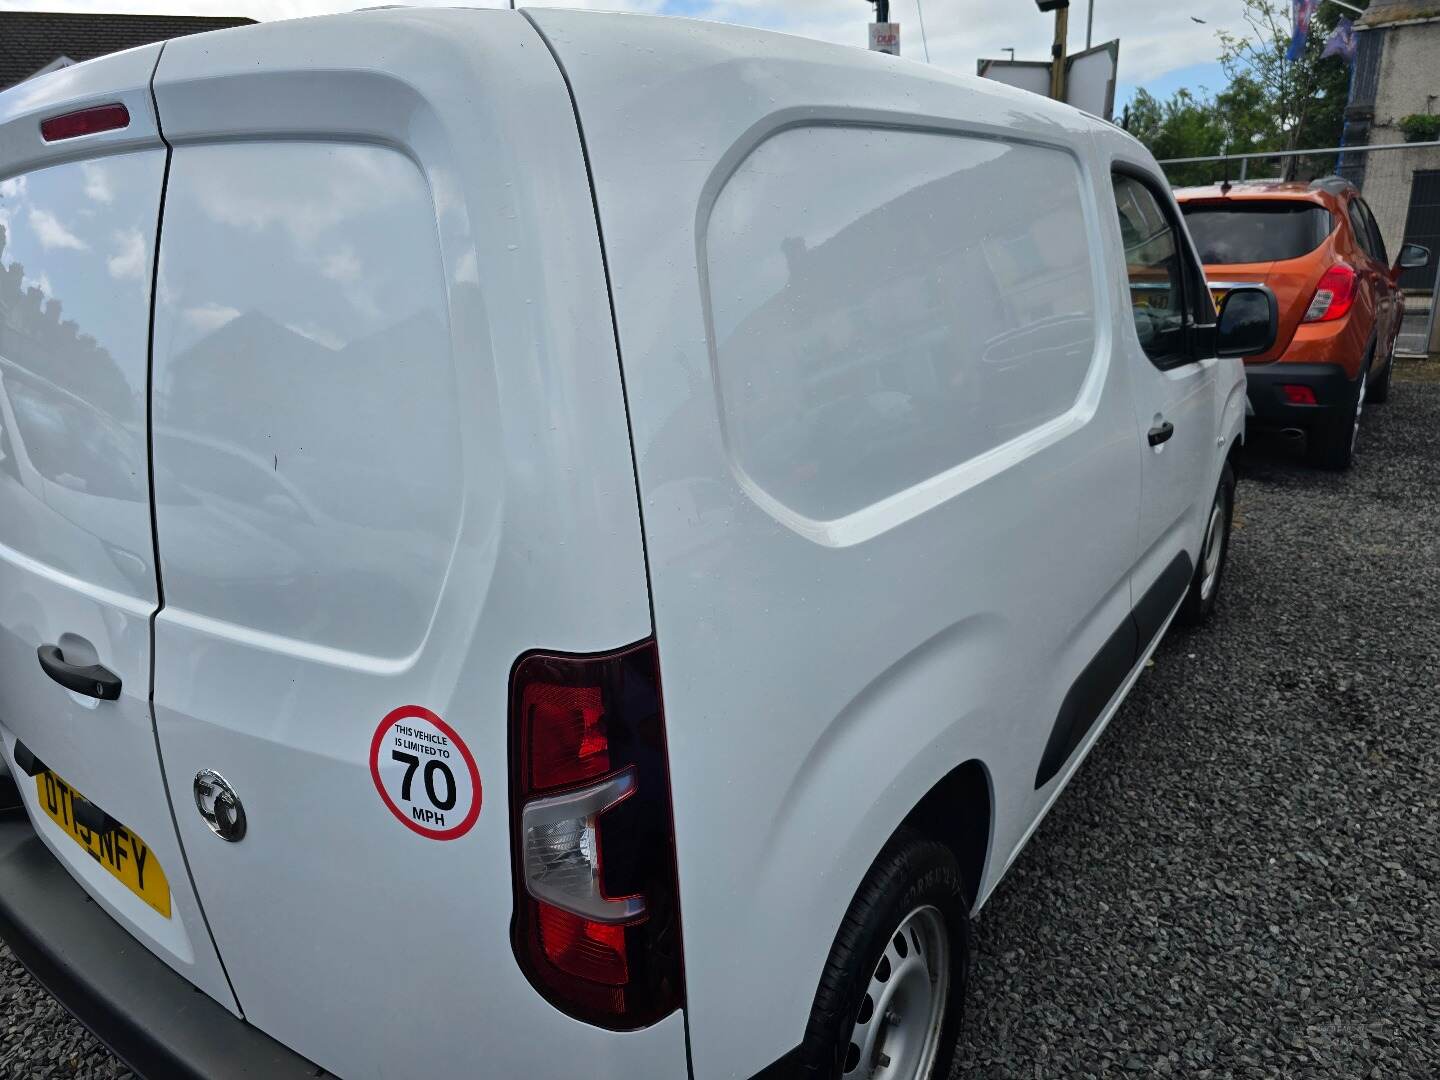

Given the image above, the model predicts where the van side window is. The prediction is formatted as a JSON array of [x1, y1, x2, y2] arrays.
[[1110, 174, 1191, 368], [705, 126, 1099, 522]]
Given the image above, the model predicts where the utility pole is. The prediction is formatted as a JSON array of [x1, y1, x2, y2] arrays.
[[1086, 0, 1094, 50], [867, 0, 899, 56], [1036, 0, 1070, 103]]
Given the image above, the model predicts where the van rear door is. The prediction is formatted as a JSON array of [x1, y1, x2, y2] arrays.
[[146, 12, 682, 1079], [0, 47, 238, 1009]]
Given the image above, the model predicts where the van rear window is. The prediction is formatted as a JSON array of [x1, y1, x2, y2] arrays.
[[1180, 201, 1334, 265]]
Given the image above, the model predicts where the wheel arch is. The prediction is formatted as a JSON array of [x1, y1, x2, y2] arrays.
[[899, 758, 993, 911]]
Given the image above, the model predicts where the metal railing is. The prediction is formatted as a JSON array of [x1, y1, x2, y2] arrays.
[[1158, 138, 1440, 179]]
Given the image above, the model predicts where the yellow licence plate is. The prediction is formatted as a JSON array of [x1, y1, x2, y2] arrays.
[[34, 769, 172, 918]]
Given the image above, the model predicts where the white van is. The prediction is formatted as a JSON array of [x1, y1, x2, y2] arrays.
[[0, 10, 1278, 1079]]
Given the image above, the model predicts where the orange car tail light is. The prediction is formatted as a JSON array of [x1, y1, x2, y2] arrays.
[[1304, 262, 1357, 323], [1281, 385, 1318, 406]]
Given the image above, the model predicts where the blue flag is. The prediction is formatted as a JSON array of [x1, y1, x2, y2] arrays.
[[1286, 0, 1320, 61], [1322, 17, 1358, 61]]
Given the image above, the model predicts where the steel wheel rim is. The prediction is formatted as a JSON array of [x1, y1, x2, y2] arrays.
[[1199, 496, 1225, 602], [843, 905, 950, 1080], [1351, 367, 1367, 454]]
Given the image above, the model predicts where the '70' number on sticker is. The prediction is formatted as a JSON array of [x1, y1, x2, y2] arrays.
[[391, 751, 457, 812]]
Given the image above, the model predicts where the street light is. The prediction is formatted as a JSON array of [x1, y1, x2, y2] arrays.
[[1035, 0, 1068, 11]]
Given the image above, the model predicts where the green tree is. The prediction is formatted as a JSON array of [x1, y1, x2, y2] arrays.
[[1123, 87, 1227, 185], [1216, 0, 1366, 176], [1126, 0, 1367, 184]]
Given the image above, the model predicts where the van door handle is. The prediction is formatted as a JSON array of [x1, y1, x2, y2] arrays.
[[1147, 421, 1175, 447], [37, 645, 121, 701]]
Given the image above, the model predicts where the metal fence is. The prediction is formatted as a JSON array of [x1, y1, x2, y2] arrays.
[[1158, 140, 1440, 357]]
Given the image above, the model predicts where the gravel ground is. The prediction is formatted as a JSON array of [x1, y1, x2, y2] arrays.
[[1, 375, 1437, 1080]]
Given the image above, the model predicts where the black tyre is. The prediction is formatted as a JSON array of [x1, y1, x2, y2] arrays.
[[1179, 462, 1235, 626], [1308, 360, 1367, 470], [1369, 341, 1394, 405], [797, 830, 970, 1080]]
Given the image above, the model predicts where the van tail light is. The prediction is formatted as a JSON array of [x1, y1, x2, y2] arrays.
[[1304, 263, 1357, 323], [509, 640, 684, 1029], [40, 104, 129, 142]]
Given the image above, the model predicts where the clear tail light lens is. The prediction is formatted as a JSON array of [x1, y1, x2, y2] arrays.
[[509, 641, 684, 1029], [1304, 263, 1357, 323]]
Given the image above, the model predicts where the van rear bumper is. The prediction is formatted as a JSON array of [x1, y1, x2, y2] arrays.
[[0, 787, 320, 1080]]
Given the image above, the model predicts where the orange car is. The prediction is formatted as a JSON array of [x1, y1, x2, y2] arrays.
[[1175, 178, 1430, 469]]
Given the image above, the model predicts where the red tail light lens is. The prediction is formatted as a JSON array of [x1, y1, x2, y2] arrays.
[[524, 682, 609, 790], [509, 640, 684, 1030], [1304, 263, 1357, 323], [538, 903, 630, 986], [1281, 384, 1318, 405], [40, 104, 130, 142]]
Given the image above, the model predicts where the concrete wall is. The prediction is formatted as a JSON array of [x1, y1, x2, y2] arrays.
[[1357, 21, 1440, 256]]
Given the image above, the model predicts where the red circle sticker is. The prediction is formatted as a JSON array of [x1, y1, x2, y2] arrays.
[[369, 706, 481, 840]]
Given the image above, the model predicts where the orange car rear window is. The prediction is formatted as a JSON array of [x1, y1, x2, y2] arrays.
[[1181, 202, 1334, 265]]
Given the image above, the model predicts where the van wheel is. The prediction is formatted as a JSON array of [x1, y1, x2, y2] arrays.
[[1179, 462, 1235, 626], [1309, 362, 1367, 470], [798, 830, 970, 1080]]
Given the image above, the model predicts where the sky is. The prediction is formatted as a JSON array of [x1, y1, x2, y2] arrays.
[[7, 0, 1262, 106]]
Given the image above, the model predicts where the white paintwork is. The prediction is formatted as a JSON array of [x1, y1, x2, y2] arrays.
[[527, 10, 1235, 1077], [1099, 131, 1246, 603], [0, 45, 238, 1010], [143, 10, 680, 1080], [0, 10, 1244, 1079]]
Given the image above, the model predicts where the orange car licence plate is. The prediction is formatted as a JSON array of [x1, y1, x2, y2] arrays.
[[34, 769, 172, 918]]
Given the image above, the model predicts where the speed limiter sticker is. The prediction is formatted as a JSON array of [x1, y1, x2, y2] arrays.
[[369, 706, 481, 840]]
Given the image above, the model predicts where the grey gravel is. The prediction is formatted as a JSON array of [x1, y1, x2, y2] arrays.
[[2, 378, 1438, 1079]]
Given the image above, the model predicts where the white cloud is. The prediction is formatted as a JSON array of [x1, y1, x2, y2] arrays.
[[285, 321, 344, 349], [28, 208, 87, 251], [82, 162, 115, 205], [108, 228, 148, 280], [22, 271, 54, 299], [193, 143, 413, 250], [183, 302, 242, 333], [321, 247, 361, 282]]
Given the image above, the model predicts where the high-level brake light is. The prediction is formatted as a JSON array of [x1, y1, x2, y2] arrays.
[[509, 641, 684, 1029], [40, 104, 130, 142]]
